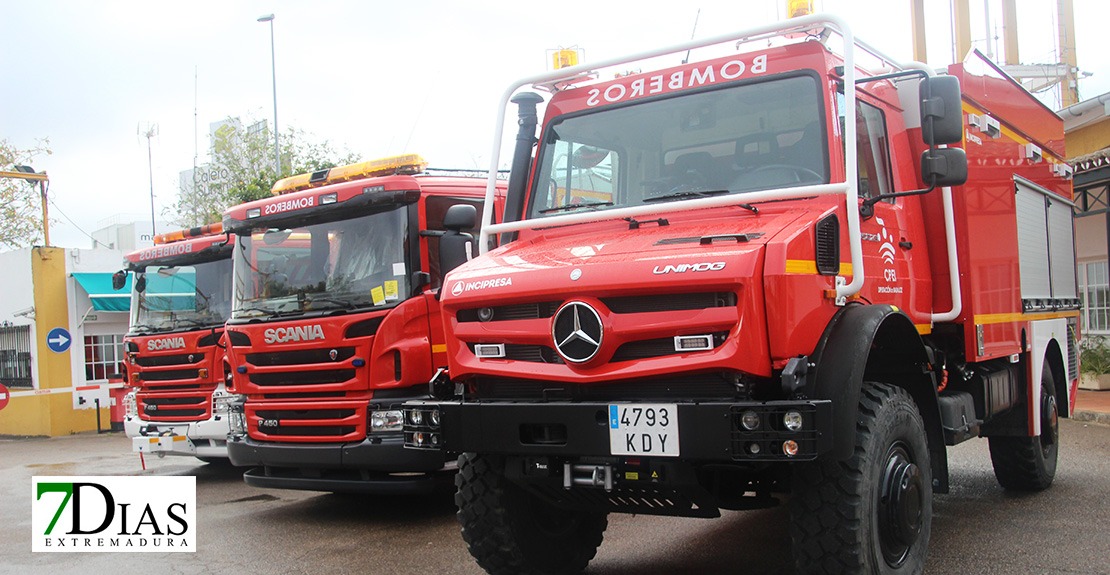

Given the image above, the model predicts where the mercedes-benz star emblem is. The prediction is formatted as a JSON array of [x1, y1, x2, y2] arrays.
[[552, 301, 603, 363]]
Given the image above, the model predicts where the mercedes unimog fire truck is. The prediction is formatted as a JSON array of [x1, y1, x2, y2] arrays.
[[115, 223, 240, 462], [404, 15, 1080, 574], [222, 154, 505, 492]]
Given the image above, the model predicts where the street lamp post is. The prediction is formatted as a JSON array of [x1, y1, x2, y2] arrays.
[[258, 13, 280, 177], [1, 165, 50, 246]]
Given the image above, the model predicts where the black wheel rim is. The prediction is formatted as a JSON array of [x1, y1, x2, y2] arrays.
[[878, 441, 924, 568], [1040, 391, 1058, 459]]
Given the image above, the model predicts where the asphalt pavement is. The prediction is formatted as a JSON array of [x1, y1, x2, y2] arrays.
[[0, 416, 1106, 574]]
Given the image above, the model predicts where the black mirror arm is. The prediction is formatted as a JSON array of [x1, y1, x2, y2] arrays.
[[859, 180, 937, 219]]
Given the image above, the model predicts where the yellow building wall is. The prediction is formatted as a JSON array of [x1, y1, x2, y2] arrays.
[[0, 248, 109, 437], [1068, 119, 1110, 157]]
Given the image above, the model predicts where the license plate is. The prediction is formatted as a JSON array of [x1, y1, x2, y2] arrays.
[[608, 403, 679, 457]]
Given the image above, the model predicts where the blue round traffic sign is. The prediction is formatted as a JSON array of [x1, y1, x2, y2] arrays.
[[46, 327, 72, 353]]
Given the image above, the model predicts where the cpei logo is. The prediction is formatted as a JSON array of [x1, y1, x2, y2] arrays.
[[32, 476, 195, 552]]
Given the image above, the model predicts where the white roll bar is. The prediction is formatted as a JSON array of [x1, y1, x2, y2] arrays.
[[478, 13, 961, 312]]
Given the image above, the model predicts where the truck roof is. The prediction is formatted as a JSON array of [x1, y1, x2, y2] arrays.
[[544, 41, 833, 118], [222, 172, 496, 231], [123, 232, 232, 268]]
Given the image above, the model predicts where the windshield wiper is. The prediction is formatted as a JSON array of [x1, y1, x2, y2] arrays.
[[170, 319, 209, 328], [539, 201, 614, 214], [233, 306, 280, 318], [643, 189, 730, 203], [305, 295, 356, 310], [642, 189, 759, 213]]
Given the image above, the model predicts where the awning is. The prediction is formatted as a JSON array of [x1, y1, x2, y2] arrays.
[[72, 272, 131, 312]]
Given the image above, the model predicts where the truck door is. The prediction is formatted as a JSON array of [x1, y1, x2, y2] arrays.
[[844, 95, 932, 325]]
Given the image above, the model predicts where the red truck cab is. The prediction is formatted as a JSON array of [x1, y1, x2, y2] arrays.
[[222, 155, 505, 492], [118, 225, 239, 462], [405, 15, 1077, 574]]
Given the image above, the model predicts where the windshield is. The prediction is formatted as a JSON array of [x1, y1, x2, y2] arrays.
[[130, 257, 233, 333], [231, 206, 410, 320], [528, 75, 827, 218]]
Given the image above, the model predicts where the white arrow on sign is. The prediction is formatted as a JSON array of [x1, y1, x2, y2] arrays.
[[48, 333, 69, 347]]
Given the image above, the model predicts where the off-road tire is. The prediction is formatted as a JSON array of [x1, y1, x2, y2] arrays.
[[455, 452, 607, 575], [790, 382, 932, 574], [988, 363, 1059, 491]]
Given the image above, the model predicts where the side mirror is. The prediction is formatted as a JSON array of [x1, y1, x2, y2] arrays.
[[439, 204, 478, 281], [920, 76, 963, 146], [135, 275, 147, 294], [112, 270, 127, 291], [921, 147, 968, 187]]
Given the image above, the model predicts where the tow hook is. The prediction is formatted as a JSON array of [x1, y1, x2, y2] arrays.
[[563, 463, 614, 491], [427, 368, 457, 399]]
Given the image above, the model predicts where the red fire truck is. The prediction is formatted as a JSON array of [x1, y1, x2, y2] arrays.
[[116, 224, 239, 462], [405, 15, 1079, 574], [222, 154, 505, 492]]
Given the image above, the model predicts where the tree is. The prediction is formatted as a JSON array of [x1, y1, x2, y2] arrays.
[[0, 138, 52, 250], [169, 118, 358, 227]]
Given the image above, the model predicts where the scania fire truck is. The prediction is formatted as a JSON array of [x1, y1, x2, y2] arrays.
[[116, 223, 239, 462], [404, 15, 1080, 574], [223, 154, 505, 492]]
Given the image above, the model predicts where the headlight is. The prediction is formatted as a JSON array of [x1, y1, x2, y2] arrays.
[[783, 411, 803, 432], [740, 410, 760, 431], [429, 409, 440, 427], [123, 391, 138, 418], [370, 410, 404, 433], [213, 393, 246, 414], [229, 410, 246, 434], [408, 409, 423, 426]]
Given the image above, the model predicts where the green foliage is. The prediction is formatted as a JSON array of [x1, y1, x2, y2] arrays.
[[1081, 336, 1110, 376], [169, 118, 358, 227], [0, 138, 52, 250]]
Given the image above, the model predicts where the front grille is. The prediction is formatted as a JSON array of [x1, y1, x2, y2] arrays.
[[257, 424, 357, 438], [140, 369, 200, 382], [263, 391, 347, 400], [247, 399, 366, 442], [249, 369, 356, 386], [136, 353, 202, 367], [137, 393, 211, 421], [473, 372, 741, 401], [601, 292, 736, 313], [611, 332, 728, 362], [246, 347, 356, 367], [468, 343, 560, 363], [256, 408, 357, 420], [458, 301, 560, 323]]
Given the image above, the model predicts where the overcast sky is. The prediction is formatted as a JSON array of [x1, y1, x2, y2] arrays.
[[3, 0, 1108, 249]]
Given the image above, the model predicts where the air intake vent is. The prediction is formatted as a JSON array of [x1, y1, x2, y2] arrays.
[[815, 214, 840, 276], [227, 331, 251, 347]]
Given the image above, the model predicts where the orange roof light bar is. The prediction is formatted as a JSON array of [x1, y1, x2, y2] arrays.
[[271, 153, 428, 195], [153, 222, 224, 245]]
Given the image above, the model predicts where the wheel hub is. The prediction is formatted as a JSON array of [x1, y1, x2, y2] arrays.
[[879, 444, 923, 567], [1041, 393, 1058, 455]]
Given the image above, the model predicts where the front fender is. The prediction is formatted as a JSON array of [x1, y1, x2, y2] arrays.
[[807, 304, 946, 491]]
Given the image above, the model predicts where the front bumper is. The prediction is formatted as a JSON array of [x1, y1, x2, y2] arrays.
[[405, 399, 833, 462], [227, 432, 452, 493], [124, 415, 231, 458]]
